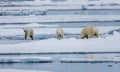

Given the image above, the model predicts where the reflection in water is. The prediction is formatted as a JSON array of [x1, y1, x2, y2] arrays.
[[0, 53, 120, 72], [0, 62, 119, 72]]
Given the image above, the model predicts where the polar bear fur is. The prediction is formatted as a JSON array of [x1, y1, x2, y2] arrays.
[[23, 27, 34, 40], [80, 26, 99, 39], [56, 27, 64, 40]]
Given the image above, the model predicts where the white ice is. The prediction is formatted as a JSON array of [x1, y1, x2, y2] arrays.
[[0, 15, 120, 23], [0, 56, 52, 63], [0, 31, 120, 53], [0, 0, 120, 10]]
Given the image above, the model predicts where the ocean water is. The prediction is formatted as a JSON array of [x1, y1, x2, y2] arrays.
[[47, 9, 120, 15], [0, 62, 120, 72], [0, 53, 120, 72]]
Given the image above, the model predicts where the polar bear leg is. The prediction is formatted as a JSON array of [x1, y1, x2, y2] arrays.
[[30, 35, 33, 40], [57, 34, 61, 40]]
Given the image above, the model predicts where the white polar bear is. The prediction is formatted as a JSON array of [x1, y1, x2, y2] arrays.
[[56, 27, 64, 40], [80, 26, 99, 39], [23, 27, 34, 40]]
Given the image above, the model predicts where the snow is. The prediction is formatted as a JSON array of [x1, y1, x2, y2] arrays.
[[0, 69, 50, 72], [61, 57, 120, 63], [0, 31, 120, 53], [1, 0, 120, 5], [0, 15, 120, 23], [0, 54, 120, 63], [0, 57, 52, 63], [0, 23, 59, 28], [0, 0, 120, 10]]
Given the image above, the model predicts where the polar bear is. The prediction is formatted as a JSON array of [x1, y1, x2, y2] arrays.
[[80, 26, 99, 39], [23, 27, 34, 40], [56, 27, 64, 40]]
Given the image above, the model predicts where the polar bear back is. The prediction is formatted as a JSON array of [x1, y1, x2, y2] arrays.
[[81, 26, 99, 39]]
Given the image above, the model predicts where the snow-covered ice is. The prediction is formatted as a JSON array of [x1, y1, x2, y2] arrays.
[[0, 15, 120, 23], [0, 54, 120, 63], [61, 54, 120, 63], [0, 0, 120, 10], [0, 31, 120, 53], [0, 56, 52, 63], [0, 23, 59, 28]]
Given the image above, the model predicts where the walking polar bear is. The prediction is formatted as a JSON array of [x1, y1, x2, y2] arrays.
[[80, 26, 99, 39], [23, 27, 34, 40], [56, 27, 64, 40]]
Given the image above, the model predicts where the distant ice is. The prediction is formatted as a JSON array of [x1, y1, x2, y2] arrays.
[[0, 15, 120, 23], [61, 55, 120, 63], [0, 23, 59, 28], [0, 0, 120, 10], [0, 57, 52, 63]]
